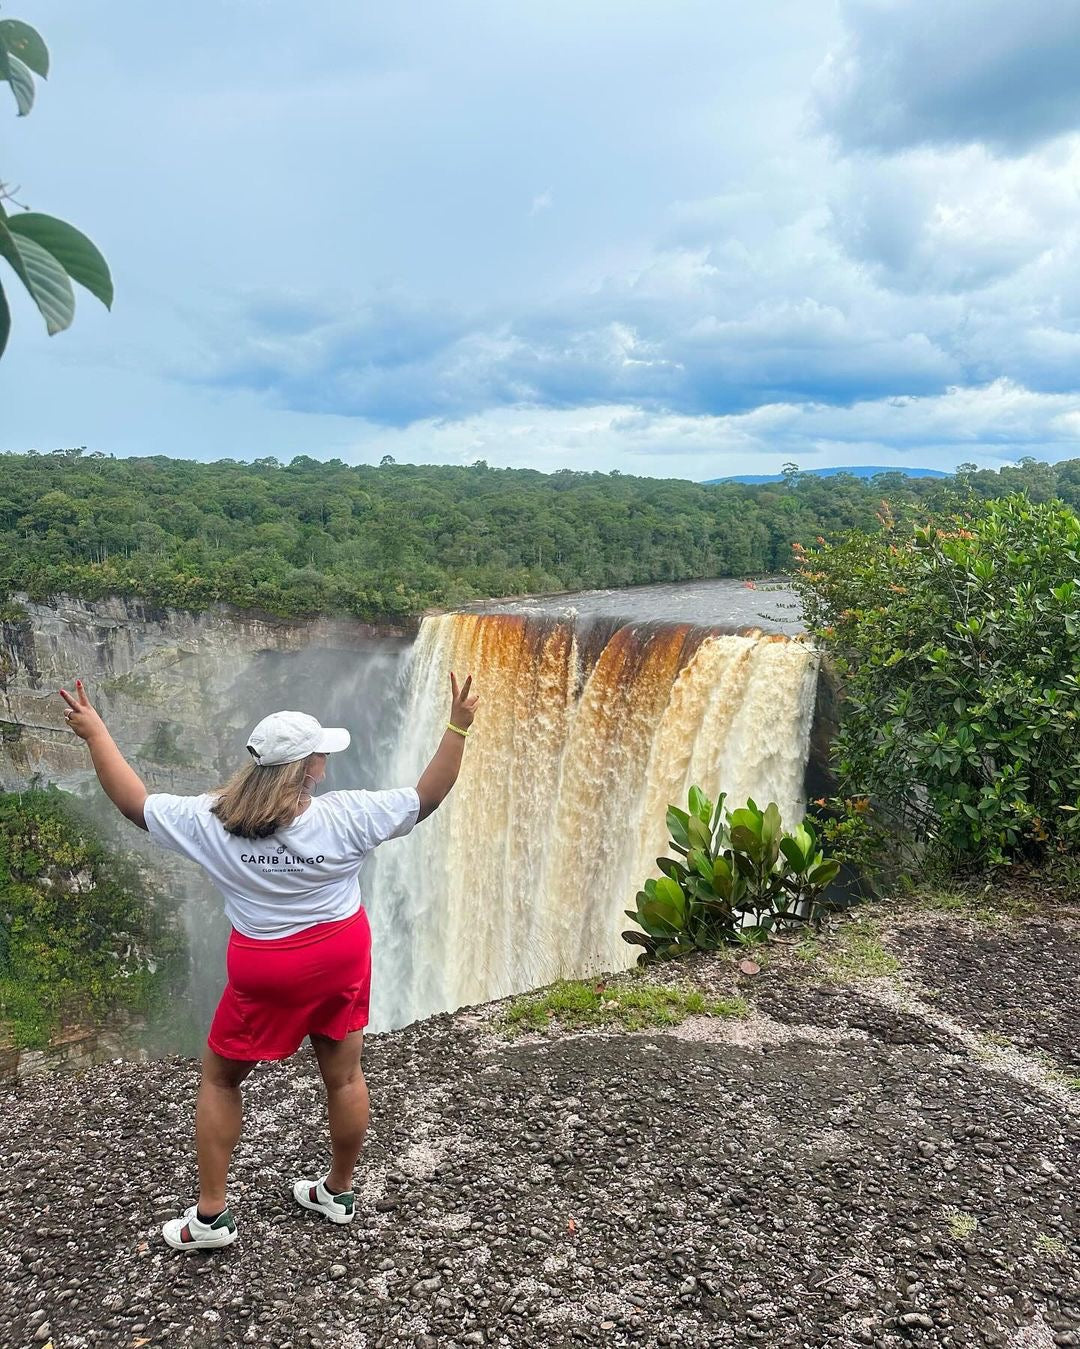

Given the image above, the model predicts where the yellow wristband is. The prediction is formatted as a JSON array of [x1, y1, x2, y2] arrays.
[[447, 722, 469, 738]]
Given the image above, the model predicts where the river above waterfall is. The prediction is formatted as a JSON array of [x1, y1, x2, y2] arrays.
[[461, 576, 803, 632]]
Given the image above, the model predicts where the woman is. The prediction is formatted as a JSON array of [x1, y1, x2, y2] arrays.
[[57, 672, 479, 1252]]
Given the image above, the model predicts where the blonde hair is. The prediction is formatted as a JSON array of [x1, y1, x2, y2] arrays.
[[211, 755, 315, 839]]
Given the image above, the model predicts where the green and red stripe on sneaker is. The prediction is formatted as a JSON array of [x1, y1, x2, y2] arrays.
[[162, 1205, 239, 1251], [292, 1176, 355, 1224]]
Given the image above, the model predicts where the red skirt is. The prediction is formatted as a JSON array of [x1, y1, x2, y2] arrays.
[[208, 906, 371, 1062]]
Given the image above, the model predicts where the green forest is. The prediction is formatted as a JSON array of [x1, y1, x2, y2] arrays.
[[0, 448, 1076, 621], [0, 788, 181, 1047]]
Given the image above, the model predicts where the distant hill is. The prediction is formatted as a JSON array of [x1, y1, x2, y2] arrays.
[[708, 466, 950, 485]]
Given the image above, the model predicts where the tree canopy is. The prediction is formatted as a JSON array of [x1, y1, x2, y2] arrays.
[[1, 450, 1076, 622]]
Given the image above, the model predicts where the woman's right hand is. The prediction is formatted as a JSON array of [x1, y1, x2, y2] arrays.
[[449, 672, 480, 730], [58, 679, 108, 743]]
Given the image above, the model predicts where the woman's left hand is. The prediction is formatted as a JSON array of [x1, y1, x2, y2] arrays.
[[449, 671, 480, 730], [58, 679, 107, 742]]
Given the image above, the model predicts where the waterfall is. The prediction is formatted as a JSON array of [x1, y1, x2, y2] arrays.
[[368, 614, 820, 1030]]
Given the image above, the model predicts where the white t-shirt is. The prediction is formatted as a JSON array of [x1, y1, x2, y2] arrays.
[[143, 787, 421, 940]]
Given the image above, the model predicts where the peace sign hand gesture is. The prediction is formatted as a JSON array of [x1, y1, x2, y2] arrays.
[[449, 671, 480, 730], [58, 679, 107, 743]]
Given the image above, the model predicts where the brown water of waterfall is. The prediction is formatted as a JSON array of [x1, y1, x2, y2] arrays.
[[368, 611, 819, 1030]]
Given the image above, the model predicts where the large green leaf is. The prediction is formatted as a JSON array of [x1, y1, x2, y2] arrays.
[[0, 19, 49, 77], [654, 875, 686, 911], [729, 807, 762, 837], [0, 215, 75, 334], [8, 214, 113, 308], [761, 802, 782, 850], [688, 785, 712, 825], [792, 822, 815, 857], [640, 875, 687, 933], [0, 205, 33, 293], [656, 856, 688, 882], [666, 806, 690, 850], [709, 853, 738, 900], [639, 896, 681, 936], [730, 823, 764, 862], [687, 847, 713, 882], [687, 813, 711, 849], [808, 860, 841, 888], [0, 46, 34, 115], [0, 279, 9, 359]]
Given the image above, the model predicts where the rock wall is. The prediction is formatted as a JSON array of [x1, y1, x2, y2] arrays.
[[0, 594, 412, 794], [0, 1022, 144, 1083]]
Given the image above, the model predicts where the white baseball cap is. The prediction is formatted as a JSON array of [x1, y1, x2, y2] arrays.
[[246, 711, 351, 766]]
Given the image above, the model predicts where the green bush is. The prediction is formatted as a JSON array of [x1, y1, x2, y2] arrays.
[[794, 494, 1080, 870], [622, 788, 842, 963], [0, 788, 183, 1047]]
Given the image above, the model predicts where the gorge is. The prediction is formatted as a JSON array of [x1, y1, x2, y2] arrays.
[[0, 581, 823, 1042]]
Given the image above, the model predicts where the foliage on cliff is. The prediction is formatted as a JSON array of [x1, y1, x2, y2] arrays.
[[0, 789, 182, 1047], [0, 448, 1075, 622], [795, 494, 1080, 872]]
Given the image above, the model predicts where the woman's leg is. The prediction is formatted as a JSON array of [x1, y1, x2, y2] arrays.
[[195, 1046, 256, 1215], [310, 1029, 367, 1193]]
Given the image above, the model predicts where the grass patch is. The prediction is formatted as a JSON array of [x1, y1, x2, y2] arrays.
[[1032, 1050, 1080, 1093], [794, 919, 900, 983], [828, 920, 900, 980], [500, 978, 748, 1034], [915, 886, 1037, 924], [1035, 1233, 1067, 1257], [945, 1210, 978, 1240]]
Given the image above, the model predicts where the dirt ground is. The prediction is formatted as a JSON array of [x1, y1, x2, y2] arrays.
[[1, 902, 1077, 1349]]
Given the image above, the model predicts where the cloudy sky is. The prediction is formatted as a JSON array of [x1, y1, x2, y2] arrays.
[[5, 0, 1080, 479]]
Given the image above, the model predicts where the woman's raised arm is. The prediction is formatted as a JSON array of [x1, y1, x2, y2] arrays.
[[415, 671, 479, 821], [58, 679, 149, 829]]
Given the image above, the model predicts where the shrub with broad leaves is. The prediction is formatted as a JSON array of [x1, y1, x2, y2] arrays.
[[794, 494, 1080, 870], [622, 788, 842, 964]]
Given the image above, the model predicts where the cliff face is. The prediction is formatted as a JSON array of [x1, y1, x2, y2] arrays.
[[0, 595, 412, 794]]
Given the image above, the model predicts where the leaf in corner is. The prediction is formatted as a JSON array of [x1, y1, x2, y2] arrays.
[[0, 45, 35, 116], [0, 19, 50, 78], [738, 958, 761, 976], [8, 213, 114, 308]]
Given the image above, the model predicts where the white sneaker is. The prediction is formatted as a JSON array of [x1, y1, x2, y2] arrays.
[[292, 1175, 355, 1224], [162, 1205, 239, 1251]]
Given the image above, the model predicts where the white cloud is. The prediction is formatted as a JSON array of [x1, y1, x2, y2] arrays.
[[815, 0, 1080, 154], [830, 139, 1080, 294], [332, 380, 1080, 479]]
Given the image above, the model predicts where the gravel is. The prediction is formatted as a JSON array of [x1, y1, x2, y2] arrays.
[[0, 908, 1077, 1348]]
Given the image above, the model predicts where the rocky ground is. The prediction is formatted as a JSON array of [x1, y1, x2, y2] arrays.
[[1, 897, 1078, 1349]]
